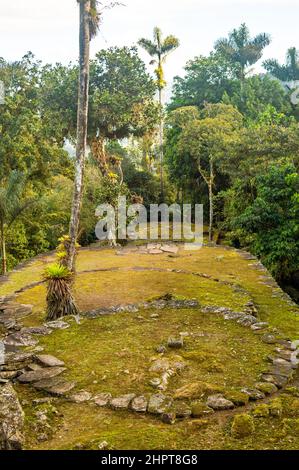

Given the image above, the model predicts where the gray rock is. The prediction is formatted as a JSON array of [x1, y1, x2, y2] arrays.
[[35, 354, 65, 368], [237, 315, 257, 327], [110, 394, 136, 410], [261, 373, 288, 389], [160, 245, 178, 254], [148, 394, 173, 415], [33, 376, 75, 395], [0, 371, 18, 380], [0, 383, 24, 450], [223, 312, 244, 321], [277, 339, 293, 350], [131, 396, 148, 413], [174, 403, 192, 418], [18, 367, 66, 384], [3, 332, 39, 348], [270, 357, 294, 370], [251, 322, 269, 331], [262, 333, 277, 344], [206, 394, 234, 410], [2, 351, 34, 366], [27, 363, 43, 371], [20, 326, 52, 336], [274, 348, 292, 361], [241, 388, 265, 401], [45, 320, 70, 330], [161, 412, 176, 424], [70, 391, 92, 403], [149, 378, 161, 388], [149, 358, 170, 373], [267, 365, 294, 379], [93, 393, 112, 407]]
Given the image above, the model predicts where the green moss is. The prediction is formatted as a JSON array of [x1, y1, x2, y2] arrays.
[[252, 404, 270, 418], [269, 398, 283, 417], [224, 391, 249, 406], [284, 386, 299, 397], [282, 418, 299, 437], [255, 382, 277, 395], [191, 402, 214, 418], [231, 414, 255, 438], [1, 243, 299, 450], [174, 382, 224, 400]]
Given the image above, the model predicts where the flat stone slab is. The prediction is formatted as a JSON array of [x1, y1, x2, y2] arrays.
[[18, 367, 66, 384], [0, 383, 24, 450], [33, 376, 75, 395], [70, 391, 92, 403], [20, 326, 52, 336], [148, 249, 163, 255], [206, 394, 234, 410], [35, 354, 65, 368], [251, 322, 269, 331], [44, 320, 70, 330], [160, 245, 179, 254], [262, 373, 288, 389], [3, 332, 39, 348], [131, 396, 148, 413], [237, 315, 257, 327], [110, 394, 136, 410], [262, 334, 277, 344], [241, 388, 265, 401], [147, 393, 173, 415], [93, 393, 112, 407], [2, 352, 34, 366]]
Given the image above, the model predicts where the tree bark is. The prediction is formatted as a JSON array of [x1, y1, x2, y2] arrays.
[[208, 159, 214, 243], [0, 220, 7, 275], [67, 0, 91, 271], [158, 87, 164, 201]]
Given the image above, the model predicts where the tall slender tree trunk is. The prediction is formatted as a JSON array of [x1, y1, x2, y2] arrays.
[[208, 159, 214, 243], [67, 0, 91, 271], [0, 220, 7, 275], [158, 87, 164, 200]]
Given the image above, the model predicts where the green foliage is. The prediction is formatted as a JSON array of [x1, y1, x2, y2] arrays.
[[264, 47, 299, 81], [44, 263, 72, 280], [224, 165, 299, 280], [214, 23, 271, 80], [138, 27, 179, 91], [170, 52, 236, 109]]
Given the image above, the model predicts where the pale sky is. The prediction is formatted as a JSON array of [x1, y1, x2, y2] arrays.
[[0, 0, 298, 87]]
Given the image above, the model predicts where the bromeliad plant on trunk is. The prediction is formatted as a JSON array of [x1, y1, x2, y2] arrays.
[[44, 264, 79, 321]]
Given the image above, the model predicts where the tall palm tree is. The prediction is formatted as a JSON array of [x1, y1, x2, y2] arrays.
[[67, 0, 101, 271], [0, 171, 33, 274], [215, 23, 271, 81], [264, 47, 299, 82], [138, 27, 179, 198]]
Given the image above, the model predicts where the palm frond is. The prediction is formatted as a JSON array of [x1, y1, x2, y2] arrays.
[[161, 35, 180, 55], [138, 38, 159, 57]]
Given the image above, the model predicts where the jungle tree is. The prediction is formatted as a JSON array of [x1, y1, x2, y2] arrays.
[[138, 27, 179, 197], [215, 23, 270, 82], [67, 0, 101, 272]]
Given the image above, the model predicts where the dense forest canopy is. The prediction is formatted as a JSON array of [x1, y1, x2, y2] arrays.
[[1, 23, 299, 300]]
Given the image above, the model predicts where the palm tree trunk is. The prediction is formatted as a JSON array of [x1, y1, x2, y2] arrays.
[[67, 0, 91, 271], [0, 220, 7, 275], [159, 87, 164, 200]]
